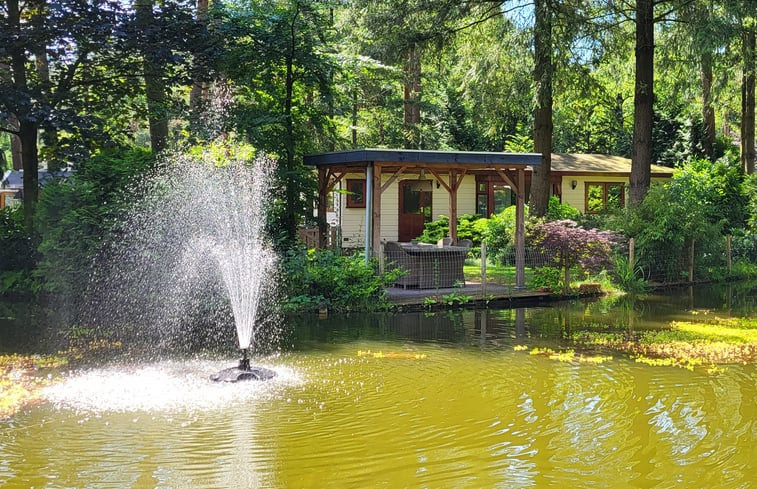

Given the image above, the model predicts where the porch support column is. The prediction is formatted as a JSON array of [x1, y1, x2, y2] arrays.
[[371, 163, 382, 259], [364, 163, 373, 264], [449, 170, 458, 242], [317, 167, 328, 248], [515, 168, 526, 289]]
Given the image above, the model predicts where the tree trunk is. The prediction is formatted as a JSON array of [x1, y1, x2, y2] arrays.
[[8, 113, 23, 170], [630, 0, 654, 206], [742, 25, 755, 174], [530, 0, 553, 218], [282, 3, 300, 244], [20, 120, 39, 228], [189, 0, 210, 119], [136, 0, 169, 153], [403, 45, 422, 149], [700, 50, 716, 160], [8, 0, 39, 227]]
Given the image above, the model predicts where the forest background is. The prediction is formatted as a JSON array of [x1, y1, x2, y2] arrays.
[[1, 0, 756, 310]]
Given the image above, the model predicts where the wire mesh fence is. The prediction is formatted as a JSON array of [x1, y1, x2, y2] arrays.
[[379, 234, 747, 290]]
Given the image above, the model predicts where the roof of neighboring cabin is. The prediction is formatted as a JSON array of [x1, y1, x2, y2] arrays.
[[1, 169, 74, 189], [304, 148, 541, 168], [551, 153, 673, 176]]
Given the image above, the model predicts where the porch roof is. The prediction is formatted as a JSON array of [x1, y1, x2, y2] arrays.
[[304, 148, 541, 168]]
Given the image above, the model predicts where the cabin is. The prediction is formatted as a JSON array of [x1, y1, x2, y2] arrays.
[[305, 150, 672, 248], [305, 149, 541, 288]]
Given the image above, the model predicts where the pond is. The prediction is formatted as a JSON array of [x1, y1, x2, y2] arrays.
[[1, 282, 755, 488]]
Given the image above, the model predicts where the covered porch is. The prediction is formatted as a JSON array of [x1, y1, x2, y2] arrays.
[[304, 149, 541, 288]]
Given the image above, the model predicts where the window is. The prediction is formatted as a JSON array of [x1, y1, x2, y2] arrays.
[[345, 179, 365, 208], [475, 177, 517, 217], [585, 182, 625, 213]]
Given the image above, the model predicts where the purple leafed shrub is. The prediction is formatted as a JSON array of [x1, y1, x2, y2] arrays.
[[529, 220, 620, 294]]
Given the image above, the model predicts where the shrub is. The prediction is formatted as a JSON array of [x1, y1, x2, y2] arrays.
[[528, 220, 619, 294], [545, 195, 581, 221], [416, 214, 486, 245], [34, 147, 155, 296], [0, 206, 40, 294], [481, 206, 521, 264], [280, 248, 401, 312]]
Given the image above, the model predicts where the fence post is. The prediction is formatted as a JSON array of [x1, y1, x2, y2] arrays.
[[689, 238, 695, 283], [378, 241, 385, 274], [481, 240, 487, 297], [726, 235, 732, 274], [629, 237, 635, 271]]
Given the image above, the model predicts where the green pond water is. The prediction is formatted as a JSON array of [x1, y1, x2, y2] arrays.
[[0, 284, 755, 488]]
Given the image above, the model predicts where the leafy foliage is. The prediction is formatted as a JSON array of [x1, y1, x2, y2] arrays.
[[619, 157, 747, 281], [415, 213, 485, 245], [0, 207, 38, 293], [34, 147, 155, 297], [529, 220, 619, 294], [280, 248, 401, 312]]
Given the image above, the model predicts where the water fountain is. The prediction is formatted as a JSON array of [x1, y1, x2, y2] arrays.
[[92, 151, 280, 382]]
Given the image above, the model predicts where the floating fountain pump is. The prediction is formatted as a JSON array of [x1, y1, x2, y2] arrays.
[[210, 348, 276, 383]]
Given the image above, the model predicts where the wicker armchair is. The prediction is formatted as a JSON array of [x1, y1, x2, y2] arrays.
[[384, 241, 419, 288]]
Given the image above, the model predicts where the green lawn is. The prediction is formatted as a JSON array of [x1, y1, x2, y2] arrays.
[[463, 259, 535, 285]]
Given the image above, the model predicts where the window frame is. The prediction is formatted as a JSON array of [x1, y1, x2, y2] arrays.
[[584, 181, 626, 213], [345, 179, 366, 208]]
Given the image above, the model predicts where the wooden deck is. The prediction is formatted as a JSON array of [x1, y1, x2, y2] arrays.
[[386, 281, 553, 309]]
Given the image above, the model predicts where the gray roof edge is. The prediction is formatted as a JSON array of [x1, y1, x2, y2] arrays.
[[304, 148, 541, 166]]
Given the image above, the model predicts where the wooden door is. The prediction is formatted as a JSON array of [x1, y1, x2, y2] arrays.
[[398, 180, 433, 242]]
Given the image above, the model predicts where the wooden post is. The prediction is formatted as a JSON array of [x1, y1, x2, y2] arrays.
[[449, 170, 458, 242], [481, 240, 487, 297], [689, 238, 695, 283], [726, 235, 732, 274], [515, 168, 526, 289], [378, 241, 385, 274], [628, 237, 635, 272]]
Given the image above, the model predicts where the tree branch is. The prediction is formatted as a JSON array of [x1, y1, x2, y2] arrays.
[[0, 126, 21, 136]]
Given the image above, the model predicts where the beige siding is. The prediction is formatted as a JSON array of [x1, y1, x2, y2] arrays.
[[337, 173, 480, 247], [560, 176, 668, 212]]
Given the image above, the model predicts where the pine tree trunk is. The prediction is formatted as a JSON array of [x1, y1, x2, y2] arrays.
[[403, 45, 422, 149], [701, 50, 715, 160], [630, 0, 654, 206], [742, 26, 755, 174], [189, 0, 210, 119], [136, 0, 169, 153], [531, 0, 553, 218], [282, 3, 300, 244]]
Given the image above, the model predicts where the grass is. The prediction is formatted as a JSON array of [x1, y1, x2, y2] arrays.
[[463, 259, 537, 285]]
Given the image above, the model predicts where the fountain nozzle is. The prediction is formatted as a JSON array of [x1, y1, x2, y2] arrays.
[[210, 347, 276, 382], [239, 348, 251, 371]]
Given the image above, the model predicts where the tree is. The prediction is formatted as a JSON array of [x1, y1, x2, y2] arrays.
[[742, 19, 755, 174], [529, 219, 618, 294], [221, 0, 335, 245]]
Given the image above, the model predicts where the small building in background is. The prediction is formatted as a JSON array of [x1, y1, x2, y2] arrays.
[[1, 169, 74, 209]]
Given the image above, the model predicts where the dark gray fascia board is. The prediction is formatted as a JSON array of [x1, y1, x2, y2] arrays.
[[304, 148, 541, 167]]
